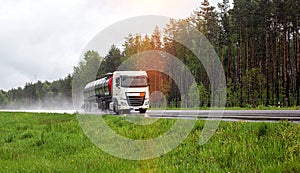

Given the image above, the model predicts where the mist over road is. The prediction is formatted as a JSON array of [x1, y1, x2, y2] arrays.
[[1, 109, 299, 123], [0, 109, 76, 114]]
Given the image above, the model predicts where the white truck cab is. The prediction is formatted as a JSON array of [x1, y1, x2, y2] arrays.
[[109, 71, 150, 114]]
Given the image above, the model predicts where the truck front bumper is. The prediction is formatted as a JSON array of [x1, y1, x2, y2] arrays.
[[118, 99, 149, 110]]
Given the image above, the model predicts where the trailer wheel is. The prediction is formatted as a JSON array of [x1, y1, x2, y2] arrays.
[[101, 101, 106, 110], [87, 102, 91, 112]]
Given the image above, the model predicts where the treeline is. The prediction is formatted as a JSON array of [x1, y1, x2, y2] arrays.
[[0, 75, 72, 109], [1, 0, 300, 108], [225, 0, 300, 106], [75, 0, 300, 107]]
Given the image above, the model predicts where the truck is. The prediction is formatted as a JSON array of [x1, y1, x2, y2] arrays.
[[83, 71, 150, 114]]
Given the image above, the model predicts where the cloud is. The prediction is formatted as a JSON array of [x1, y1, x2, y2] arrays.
[[0, 0, 228, 90], [0, 0, 91, 90]]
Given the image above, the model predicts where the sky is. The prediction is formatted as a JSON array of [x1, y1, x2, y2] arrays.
[[0, 0, 232, 91]]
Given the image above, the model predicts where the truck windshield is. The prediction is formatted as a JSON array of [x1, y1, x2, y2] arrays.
[[121, 76, 148, 87]]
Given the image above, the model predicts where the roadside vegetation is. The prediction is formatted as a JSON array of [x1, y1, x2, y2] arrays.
[[1, 112, 299, 172]]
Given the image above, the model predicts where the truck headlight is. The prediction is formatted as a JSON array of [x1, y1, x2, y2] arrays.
[[121, 101, 128, 106], [144, 100, 149, 105]]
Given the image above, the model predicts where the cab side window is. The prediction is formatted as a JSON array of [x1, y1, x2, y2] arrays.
[[116, 77, 120, 87]]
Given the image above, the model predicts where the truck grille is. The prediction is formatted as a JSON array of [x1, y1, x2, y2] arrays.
[[127, 96, 145, 106]]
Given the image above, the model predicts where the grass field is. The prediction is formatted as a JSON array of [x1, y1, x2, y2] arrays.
[[0, 112, 300, 172]]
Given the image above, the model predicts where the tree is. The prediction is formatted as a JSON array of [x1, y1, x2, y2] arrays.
[[0, 90, 8, 107], [218, 0, 232, 80], [72, 50, 102, 108], [99, 45, 123, 75], [231, 0, 249, 106], [151, 26, 162, 50]]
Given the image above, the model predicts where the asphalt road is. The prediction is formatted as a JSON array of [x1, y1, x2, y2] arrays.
[[142, 110, 300, 122], [1, 109, 300, 122]]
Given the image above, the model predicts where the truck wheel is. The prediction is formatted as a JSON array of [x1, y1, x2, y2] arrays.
[[114, 102, 119, 115], [86, 102, 90, 112], [139, 109, 147, 114]]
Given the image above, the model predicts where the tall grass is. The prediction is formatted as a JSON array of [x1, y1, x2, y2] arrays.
[[0, 112, 299, 172]]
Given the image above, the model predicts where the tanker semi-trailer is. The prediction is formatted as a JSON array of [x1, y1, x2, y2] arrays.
[[83, 71, 150, 114]]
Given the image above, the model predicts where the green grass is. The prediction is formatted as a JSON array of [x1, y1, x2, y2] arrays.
[[0, 112, 300, 172]]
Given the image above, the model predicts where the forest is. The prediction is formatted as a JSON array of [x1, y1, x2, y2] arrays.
[[0, 75, 72, 109], [1, 0, 300, 108]]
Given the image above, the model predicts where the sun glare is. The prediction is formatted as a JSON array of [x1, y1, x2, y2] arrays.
[[129, 0, 175, 15]]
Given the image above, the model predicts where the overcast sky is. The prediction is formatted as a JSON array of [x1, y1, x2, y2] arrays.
[[0, 0, 231, 91]]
